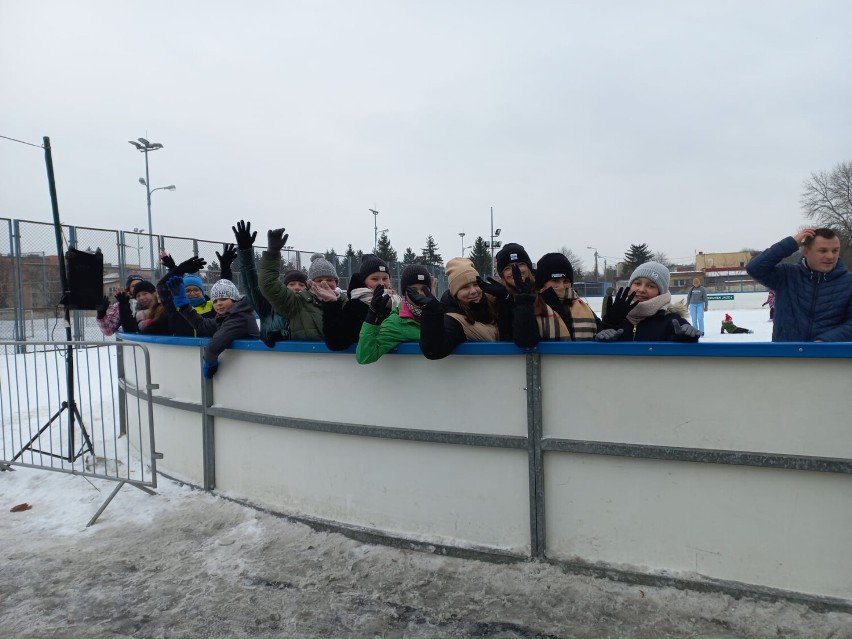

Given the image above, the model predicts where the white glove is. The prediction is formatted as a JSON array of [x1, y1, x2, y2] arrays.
[[672, 319, 701, 339]]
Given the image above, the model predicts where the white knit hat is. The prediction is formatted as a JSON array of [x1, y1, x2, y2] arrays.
[[628, 261, 670, 294], [210, 279, 241, 301]]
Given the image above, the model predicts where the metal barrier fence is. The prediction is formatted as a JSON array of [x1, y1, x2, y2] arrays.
[[0, 217, 448, 342], [0, 340, 158, 525]]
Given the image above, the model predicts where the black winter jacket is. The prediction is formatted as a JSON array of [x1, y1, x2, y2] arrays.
[[610, 309, 699, 342], [178, 298, 260, 363]]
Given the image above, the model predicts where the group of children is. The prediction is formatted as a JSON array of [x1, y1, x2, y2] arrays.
[[99, 220, 705, 377]]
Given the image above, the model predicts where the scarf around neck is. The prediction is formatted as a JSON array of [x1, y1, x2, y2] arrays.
[[627, 292, 671, 324]]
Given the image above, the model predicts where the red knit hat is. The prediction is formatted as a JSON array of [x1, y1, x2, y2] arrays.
[[724, 313, 732, 322]]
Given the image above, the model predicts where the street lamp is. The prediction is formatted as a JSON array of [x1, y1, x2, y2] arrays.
[[369, 208, 379, 252], [587, 246, 600, 281], [129, 137, 172, 273], [458, 232, 465, 256]]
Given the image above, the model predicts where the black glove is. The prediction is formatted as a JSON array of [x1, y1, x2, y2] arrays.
[[115, 290, 130, 305], [175, 256, 207, 275], [216, 243, 237, 272], [511, 264, 535, 305], [232, 220, 257, 250], [405, 286, 441, 314], [95, 295, 110, 319], [364, 284, 391, 325], [476, 276, 508, 300], [160, 252, 176, 269], [672, 319, 701, 340], [602, 287, 639, 327], [267, 228, 289, 254]]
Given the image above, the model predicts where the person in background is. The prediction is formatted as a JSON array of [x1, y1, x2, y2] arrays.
[[746, 227, 852, 342], [258, 227, 342, 340], [596, 261, 700, 343], [761, 290, 775, 321], [155, 255, 210, 336], [315, 254, 398, 351], [96, 273, 144, 337], [410, 257, 502, 359], [720, 313, 753, 334], [181, 273, 216, 318], [355, 264, 432, 364], [231, 220, 291, 347], [118, 280, 169, 335], [530, 252, 602, 341], [476, 242, 539, 347], [167, 278, 259, 378], [685, 277, 709, 336]]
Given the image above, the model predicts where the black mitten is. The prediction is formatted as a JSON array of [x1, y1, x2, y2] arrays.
[[602, 287, 639, 326], [475, 276, 508, 300], [512, 264, 535, 305], [95, 295, 110, 319], [364, 284, 392, 325], [405, 286, 441, 314]]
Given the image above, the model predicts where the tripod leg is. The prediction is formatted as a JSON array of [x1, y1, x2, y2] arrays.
[[11, 401, 68, 462], [71, 402, 95, 460]]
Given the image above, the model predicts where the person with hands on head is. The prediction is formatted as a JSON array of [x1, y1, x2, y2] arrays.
[[171, 278, 259, 378], [746, 227, 852, 342], [595, 261, 699, 342], [356, 264, 433, 364], [318, 254, 398, 351], [230, 220, 291, 347], [257, 227, 342, 340], [531, 252, 603, 341], [413, 257, 500, 360]]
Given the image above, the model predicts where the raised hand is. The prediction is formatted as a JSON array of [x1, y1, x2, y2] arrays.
[[159, 250, 176, 269], [232, 220, 257, 250], [166, 275, 190, 308], [511, 264, 535, 305], [602, 287, 639, 327], [594, 328, 624, 342], [364, 284, 392, 325], [115, 290, 130, 304], [475, 275, 508, 300], [95, 295, 110, 319], [176, 256, 206, 275], [216, 243, 237, 271], [405, 286, 441, 314], [267, 228, 289, 253], [672, 319, 701, 340]]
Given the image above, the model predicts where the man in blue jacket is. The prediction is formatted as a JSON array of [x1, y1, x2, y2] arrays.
[[746, 228, 852, 342]]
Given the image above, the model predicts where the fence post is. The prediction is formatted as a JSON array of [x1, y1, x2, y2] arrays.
[[10, 220, 26, 352], [526, 352, 546, 559], [200, 347, 216, 491]]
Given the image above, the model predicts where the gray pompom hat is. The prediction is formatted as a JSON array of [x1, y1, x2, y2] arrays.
[[307, 257, 339, 282]]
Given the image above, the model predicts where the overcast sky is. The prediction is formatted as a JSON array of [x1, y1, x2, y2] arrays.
[[2, 0, 850, 272]]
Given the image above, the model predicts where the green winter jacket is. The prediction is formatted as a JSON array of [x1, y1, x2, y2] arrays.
[[258, 251, 345, 340], [355, 307, 421, 364], [238, 247, 291, 343]]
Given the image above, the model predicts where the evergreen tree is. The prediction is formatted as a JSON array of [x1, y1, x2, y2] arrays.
[[324, 248, 341, 269], [420, 235, 443, 266], [342, 244, 357, 278], [402, 247, 419, 264], [623, 243, 654, 273], [375, 232, 397, 263], [468, 236, 492, 276]]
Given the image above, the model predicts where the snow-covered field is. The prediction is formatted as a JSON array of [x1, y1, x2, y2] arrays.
[[4, 306, 851, 638]]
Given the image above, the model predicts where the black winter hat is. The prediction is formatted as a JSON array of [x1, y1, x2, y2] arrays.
[[283, 270, 307, 286], [133, 280, 156, 296], [125, 273, 144, 289], [495, 243, 532, 275], [401, 264, 432, 291], [534, 253, 574, 289], [359, 254, 389, 281]]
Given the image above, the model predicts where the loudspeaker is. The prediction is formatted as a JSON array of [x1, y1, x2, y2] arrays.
[[63, 248, 104, 310]]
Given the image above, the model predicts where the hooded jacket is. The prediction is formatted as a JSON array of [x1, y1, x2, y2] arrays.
[[178, 297, 260, 364], [746, 236, 852, 342]]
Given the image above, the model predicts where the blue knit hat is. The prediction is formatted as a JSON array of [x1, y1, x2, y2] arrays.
[[183, 274, 205, 293]]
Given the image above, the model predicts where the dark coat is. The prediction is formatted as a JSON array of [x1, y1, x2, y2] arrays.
[[746, 236, 852, 342], [419, 292, 499, 360], [322, 297, 369, 351], [610, 309, 699, 342], [178, 298, 260, 363]]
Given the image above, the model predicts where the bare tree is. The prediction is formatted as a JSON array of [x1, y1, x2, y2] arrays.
[[801, 161, 852, 239], [558, 247, 585, 279], [653, 251, 671, 267]]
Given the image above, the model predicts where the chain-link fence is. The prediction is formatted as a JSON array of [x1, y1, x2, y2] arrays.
[[0, 218, 449, 342]]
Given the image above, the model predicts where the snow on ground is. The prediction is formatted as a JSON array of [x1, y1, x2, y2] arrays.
[[4, 306, 852, 637]]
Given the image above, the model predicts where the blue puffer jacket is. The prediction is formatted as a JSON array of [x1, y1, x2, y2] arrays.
[[746, 236, 852, 342]]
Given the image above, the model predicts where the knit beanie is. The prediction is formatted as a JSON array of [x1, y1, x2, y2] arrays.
[[628, 261, 670, 295], [495, 243, 532, 274], [534, 253, 574, 289], [359, 254, 389, 281], [307, 257, 338, 282], [724, 313, 733, 322], [446, 257, 479, 297], [125, 273, 144, 289], [183, 274, 205, 293], [210, 279, 241, 301], [132, 280, 156, 296], [283, 270, 308, 286], [401, 264, 432, 291]]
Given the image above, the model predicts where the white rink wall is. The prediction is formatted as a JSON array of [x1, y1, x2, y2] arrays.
[[119, 334, 852, 605]]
